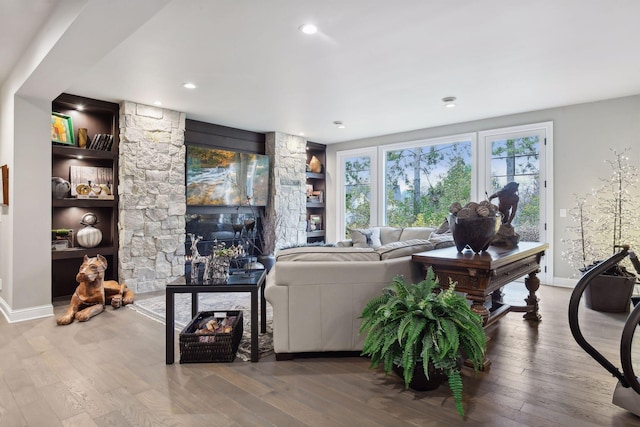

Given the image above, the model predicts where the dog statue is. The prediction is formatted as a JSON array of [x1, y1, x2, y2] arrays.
[[56, 254, 134, 325]]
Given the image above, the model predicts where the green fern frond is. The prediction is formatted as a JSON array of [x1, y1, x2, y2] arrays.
[[438, 318, 459, 358], [447, 369, 465, 417]]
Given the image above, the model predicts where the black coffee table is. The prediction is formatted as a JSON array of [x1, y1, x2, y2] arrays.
[[165, 269, 267, 364]]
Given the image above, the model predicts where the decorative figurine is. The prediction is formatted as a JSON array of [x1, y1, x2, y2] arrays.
[[489, 181, 520, 224], [56, 254, 134, 325], [488, 182, 521, 248]]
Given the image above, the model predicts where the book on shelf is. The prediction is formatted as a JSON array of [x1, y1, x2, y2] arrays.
[[88, 134, 113, 151]]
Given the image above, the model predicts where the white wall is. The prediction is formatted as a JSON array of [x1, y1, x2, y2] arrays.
[[0, 0, 170, 322], [327, 95, 640, 285]]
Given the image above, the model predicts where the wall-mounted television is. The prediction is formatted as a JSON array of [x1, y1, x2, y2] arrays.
[[186, 145, 269, 206]]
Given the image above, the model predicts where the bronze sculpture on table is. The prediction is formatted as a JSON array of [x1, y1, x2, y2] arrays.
[[488, 182, 521, 248]]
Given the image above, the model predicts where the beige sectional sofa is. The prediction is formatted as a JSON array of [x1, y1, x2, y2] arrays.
[[264, 226, 454, 359]]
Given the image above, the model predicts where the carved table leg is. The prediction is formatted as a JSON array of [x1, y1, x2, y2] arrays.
[[465, 294, 492, 370], [523, 271, 542, 321], [467, 294, 490, 326]]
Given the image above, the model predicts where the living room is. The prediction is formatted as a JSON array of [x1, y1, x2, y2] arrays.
[[2, 1, 640, 425]]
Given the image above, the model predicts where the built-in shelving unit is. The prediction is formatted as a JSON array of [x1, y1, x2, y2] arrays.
[[51, 93, 119, 298], [306, 141, 326, 243]]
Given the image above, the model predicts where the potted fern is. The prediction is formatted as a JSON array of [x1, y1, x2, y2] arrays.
[[359, 268, 486, 417]]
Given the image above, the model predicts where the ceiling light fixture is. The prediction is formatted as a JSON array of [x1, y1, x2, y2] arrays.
[[299, 24, 318, 35], [76, 105, 84, 111], [333, 120, 345, 129], [442, 96, 457, 108], [154, 101, 162, 106], [183, 82, 196, 89]]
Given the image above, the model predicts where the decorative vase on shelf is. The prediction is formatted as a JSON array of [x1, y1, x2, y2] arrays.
[[76, 212, 103, 248], [51, 177, 70, 199], [309, 156, 322, 173]]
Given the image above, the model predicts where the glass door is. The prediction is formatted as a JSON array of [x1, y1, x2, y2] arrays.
[[479, 122, 553, 282]]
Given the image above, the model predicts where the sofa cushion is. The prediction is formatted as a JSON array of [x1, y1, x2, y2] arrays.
[[276, 246, 380, 262], [349, 227, 382, 248], [428, 232, 455, 249], [375, 239, 435, 260], [378, 226, 403, 245], [399, 227, 435, 241]]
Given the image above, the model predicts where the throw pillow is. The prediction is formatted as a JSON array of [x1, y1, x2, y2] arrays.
[[375, 239, 435, 260], [348, 227, 382, 248], [433, 218, 450, 234]]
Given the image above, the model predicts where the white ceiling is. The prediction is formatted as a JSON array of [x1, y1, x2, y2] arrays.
[[4, 0, 640, 144]]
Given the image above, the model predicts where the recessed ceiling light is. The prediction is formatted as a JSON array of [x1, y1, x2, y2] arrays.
[[183, 82, 196, 89], [299, 24, 318, 35], [76, 105, 84, 111], [154, 101, 162, 106], [442, 96, 457, 108], [333, 120, 345, 129], [299, 132, 305, 136]]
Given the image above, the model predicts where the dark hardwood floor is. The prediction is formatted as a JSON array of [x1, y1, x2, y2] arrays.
[[1, 284, 639, 426]]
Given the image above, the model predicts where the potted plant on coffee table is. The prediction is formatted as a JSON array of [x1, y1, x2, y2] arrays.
[[359, 268, 486, 417]]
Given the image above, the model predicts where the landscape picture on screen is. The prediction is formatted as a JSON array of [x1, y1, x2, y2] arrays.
[[186, 146, 269, 206]]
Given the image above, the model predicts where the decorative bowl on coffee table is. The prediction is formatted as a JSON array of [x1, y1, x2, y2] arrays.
[[448, 213, 502, 253]]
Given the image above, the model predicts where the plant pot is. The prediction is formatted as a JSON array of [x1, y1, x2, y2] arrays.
[[392, 362, 447, 391], [584, 274, 635, 313]]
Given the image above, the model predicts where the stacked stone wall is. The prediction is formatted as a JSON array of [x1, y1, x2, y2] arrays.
[[118, 102, 186, 293], [265, 132, 307, 248]]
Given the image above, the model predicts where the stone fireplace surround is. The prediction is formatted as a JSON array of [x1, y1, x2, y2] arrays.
[[118, 102, 308, 294]]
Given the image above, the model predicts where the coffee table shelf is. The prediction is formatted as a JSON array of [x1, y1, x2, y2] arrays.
[[165, 269, 267, 364]]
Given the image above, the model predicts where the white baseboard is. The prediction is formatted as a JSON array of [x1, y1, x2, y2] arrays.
[[0, 296, 54, 323], [551, 277, 578, 288]]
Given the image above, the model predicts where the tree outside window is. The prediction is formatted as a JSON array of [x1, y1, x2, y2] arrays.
[[384, 141, 472, 228]]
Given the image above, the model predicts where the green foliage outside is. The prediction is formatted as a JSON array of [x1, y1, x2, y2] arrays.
[[342, 137, 540, 237], [385, 142, 472, 228]]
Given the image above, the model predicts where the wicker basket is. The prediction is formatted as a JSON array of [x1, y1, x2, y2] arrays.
[[179, 310, 243, 363]]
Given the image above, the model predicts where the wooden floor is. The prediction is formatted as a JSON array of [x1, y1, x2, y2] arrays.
[[1, 284, 640, 426]]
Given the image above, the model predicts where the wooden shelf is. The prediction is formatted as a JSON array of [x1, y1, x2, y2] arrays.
[[52, 93, 120, 298], [52, 198, 116, 208], [306, 172, 325, 179], [52, 145, 115, 160], [51, 246, 115, 260], [306, 141, 327, 243]]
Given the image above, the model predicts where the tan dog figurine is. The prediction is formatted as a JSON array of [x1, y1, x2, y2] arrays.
[[56, 254, 134, 325]]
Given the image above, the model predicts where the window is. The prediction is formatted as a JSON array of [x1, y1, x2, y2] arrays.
[[381, 134, 475, 228], [337, 148, 377, 239], [335, 124, 552, 278]]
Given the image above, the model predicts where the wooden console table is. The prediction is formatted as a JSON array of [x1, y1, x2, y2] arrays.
[[412, 242, 548, 328]]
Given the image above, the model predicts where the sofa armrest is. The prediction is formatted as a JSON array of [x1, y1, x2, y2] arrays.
[[336, 239, 353, 247]]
